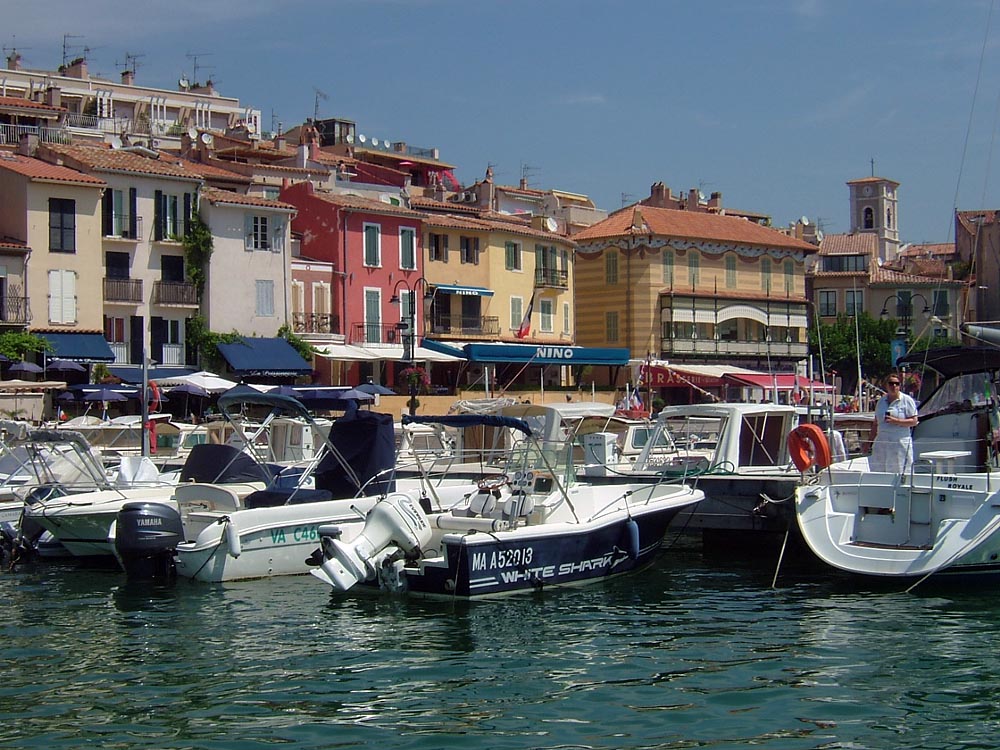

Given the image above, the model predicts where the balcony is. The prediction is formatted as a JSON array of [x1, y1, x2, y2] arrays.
[[160, 343, 185, 366], [0, 123, 71, 146], [661, 338, 810, 359], [104, 214, 143, 240], [292, 312, 340, 335], [0, 296, 30, 325], [431, 315, 500, 339], [535, 268, 569, 289], [153, 280, 199, 306], [350, 322, 405, 347], [104, 277, 143, 304]]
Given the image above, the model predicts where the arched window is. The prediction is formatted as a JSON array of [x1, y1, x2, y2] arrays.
[[886, 208, 892, 228], [863, 207, 875, 229]]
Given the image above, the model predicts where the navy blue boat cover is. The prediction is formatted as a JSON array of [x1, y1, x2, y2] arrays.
[[315, 410, 397, 497], [402, 413, 533, 435]]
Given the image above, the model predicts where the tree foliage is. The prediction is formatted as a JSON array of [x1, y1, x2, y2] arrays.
[[277, 323, 316, 362], [183, 211, 214, 295], [0, 331, 51, 361], [185, 315, 242, 372]]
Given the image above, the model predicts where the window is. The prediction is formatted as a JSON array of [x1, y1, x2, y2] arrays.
[[818, 290, 837, 317], [154, 190, 192, 241], [823, 255, 868, 272], [562, 302, 570, 334], [688, 252, 700, 288], [263, 187, 280, 200], [245, 215, 270, 251], [460, 236, 479, 264], [291, 281, 305, 318], [605, 311, 619, 343], [364, 288, 381, 343], [540, 299, 554, 332], [725, 254, 736, 289], [48, 269, 76, 324], [312, 282, 331, 318], [161, 255, 185, 283], [49, 198, 76, 253], [863, 206, 874, 229], [105, 251, 131, 280], [505, 241, 521, 271], [761, 257, 772, 292], [932, 289, 949, 317], [104, 315, 126, 343], [784, 259, 795, 294], [510, 297, 523, 331], [662, 250, 674, 286], [400, 227, 417, 270], [845, 289, 863, 315], [606, 251, 619, 284], [364, 223, 381, 267], [428, 233, 448, 262], [255, 280, 275, 316], [102, 188, 138, 238]]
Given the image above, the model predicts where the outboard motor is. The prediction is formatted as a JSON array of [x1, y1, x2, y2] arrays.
[[311, 492, 432, 592], [115, 502, 184, 581]]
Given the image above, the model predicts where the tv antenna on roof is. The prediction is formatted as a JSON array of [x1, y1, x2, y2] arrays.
[[621, 192, 635, 208], [520, 162, 539, 186], [313, 87, 329, 122], [186, 51, 213, 86]]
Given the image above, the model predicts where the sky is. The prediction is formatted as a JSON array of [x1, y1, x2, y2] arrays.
[[5, 0, 1000, 244]]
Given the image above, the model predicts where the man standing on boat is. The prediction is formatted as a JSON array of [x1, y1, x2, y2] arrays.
[[869, 375, 919, 472]]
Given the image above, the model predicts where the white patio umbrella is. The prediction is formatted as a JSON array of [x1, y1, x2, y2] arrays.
[[158, 371, 237, 394]]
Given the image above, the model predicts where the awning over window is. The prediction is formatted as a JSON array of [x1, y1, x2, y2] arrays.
[[38, 332, 115, 363], [645, 364, 732, 388], [422, 340, 630, 366], [313, 344, 384, 361], [433, 284, 495, 297], [724, 373, 835, 391], [216, 337, 312, 377]]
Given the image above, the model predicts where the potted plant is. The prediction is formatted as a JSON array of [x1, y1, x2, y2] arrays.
[[401, 365, 430, 415]]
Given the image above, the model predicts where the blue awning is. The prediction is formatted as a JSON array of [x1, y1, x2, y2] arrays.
[[108, 366, 197, 384], [433, 284, 494, 297], [420, 340, 630, 366], [216, 337, 312, 377], [39, 332, 115, 363]]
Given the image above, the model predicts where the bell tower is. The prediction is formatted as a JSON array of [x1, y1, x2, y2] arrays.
[[847, 175, 900, 261]]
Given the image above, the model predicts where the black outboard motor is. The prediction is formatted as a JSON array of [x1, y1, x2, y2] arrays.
[[115, 502, 184, 581]]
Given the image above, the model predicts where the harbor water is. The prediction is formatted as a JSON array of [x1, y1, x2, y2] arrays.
[[2, 544, 998, 750]]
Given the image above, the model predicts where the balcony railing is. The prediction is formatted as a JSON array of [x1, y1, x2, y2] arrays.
[[160, 343, 185, 366], [153, 280, 199, 305], [535, 268, 569, 288], [104, 277, 143, 303], [104, 214, 142, 240], [431, 315, 500, 339], [110, 342, 129, 363], [661, 338, 810, 359], [292, 312, 340, 334], [350, 322, 405, 346], [0, 296, 30, 325], [0, 123, 72, 146]]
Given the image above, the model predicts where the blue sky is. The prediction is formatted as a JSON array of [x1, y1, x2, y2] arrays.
[[6, 0, 999, 243]]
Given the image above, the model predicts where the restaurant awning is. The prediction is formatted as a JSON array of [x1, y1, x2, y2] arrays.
[[216, 337, 312, 377], [108, 366, 197, 384], [724, 373, 835, 391], [421, 340, 630, 366], [313, 343, 384, 361], [644, 364, 740, 388], [433, 284, 494, 297], [37, 332, 115, 363]]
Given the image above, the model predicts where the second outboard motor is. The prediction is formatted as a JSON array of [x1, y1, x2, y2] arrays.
[[115, 502, 184, 581]]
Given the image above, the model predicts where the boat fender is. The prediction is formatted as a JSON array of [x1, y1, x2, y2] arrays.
[[787, 424, 833, 473], [223, 516, 242, 558], [624, 518, 640, 560]]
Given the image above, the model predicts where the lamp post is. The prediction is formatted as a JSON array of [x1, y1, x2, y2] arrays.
[[880, 291, 931, 369], [390, 277, 430, 414]]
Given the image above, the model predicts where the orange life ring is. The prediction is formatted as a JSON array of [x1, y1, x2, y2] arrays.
[[787, 423, 832, 472], [148, 380, 161, 413]]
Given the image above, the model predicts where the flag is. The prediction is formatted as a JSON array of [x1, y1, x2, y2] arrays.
[[516, 292, 535, 339]]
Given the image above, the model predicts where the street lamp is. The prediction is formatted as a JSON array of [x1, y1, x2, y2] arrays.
[[879, 292, 931, 341], [389, 277, 430, 363]]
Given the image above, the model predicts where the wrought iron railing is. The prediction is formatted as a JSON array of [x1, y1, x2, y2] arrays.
[[0, 296, 30, 325], [350, 322, 405, 346], [292, 312, 339, 334], [534, 268, 569, 288], [0, 124, 72, 145], [431, 315, 500, 338]]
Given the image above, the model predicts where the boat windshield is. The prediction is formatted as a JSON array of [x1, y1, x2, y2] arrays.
[[918, 372, 994, 417]]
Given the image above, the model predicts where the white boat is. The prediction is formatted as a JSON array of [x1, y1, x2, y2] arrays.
[[795, 345, 1000, 582], [111, 387, 468, 582], [310, 410, 705, 598]]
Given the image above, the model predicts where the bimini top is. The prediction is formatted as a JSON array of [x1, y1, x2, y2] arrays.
[[217, 384, 312, 418], [403, 413, 533, 436], [897, 345, 1000, 378]]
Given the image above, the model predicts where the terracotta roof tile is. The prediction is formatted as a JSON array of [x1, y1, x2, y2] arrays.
[[573, 204, 816, 251], [0, 95, 66, 114], [200, 187, 295, 211], [847, 176, 899, 186], [167, 157, 251, 183], [410, 195, 481, 214], [0, 238, 29, 252], [818, 233, 879, 255], [312, 190, 425, 219], [868, 264, 961, 286], [0, 152, 105, 185], [40, 143, 200, 181], [898, 242, 954, 256]]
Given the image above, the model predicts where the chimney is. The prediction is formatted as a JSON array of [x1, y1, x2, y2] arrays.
[[121, 69, 135, 86], [649, 182, 666, 207], [688, 188, 700, 208], [17, 133, 39, 156], [275, 134, 286, 151], [520, 177, 528, 190], [6, 52, 21, 70], [62, 58, 89, 79], [708, 191, 722, 209], [45, 86, 61, 108]]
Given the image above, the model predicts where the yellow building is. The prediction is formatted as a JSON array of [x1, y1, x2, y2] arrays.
[[573, 204, 817, 373]]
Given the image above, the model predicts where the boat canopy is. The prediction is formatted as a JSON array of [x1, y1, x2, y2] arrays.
[[403, 413, 534, 436]]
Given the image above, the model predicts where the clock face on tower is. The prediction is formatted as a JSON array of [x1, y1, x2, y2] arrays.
[[863, 185, 873, 196]]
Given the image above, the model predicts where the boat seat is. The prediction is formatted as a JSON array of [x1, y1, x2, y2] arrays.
[[173, 483, 241, 513], [243, 488, 334, 508]]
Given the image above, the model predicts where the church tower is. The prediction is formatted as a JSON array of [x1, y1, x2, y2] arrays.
[[846, 176, 900, 261]]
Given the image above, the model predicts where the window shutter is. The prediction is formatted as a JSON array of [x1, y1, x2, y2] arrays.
[[128, 188, 138, 239], [48, 270, 61, 323], [271, 218, 285, 252], [102, 191, 113, 236], [153, 190, 164, 241], [183, 193, 192, 237], [245, 214, 254, 251]]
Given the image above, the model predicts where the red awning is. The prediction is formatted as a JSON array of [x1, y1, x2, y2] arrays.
[[645, 365, 727, 388], [724, 373, 834, 391]]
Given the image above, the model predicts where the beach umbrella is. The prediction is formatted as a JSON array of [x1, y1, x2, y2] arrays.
[[168, 382, 209, 419], [268, 385, 302, 398], [8, 361, 43, 377], [56, 391, 78, 403], [83, 387, 128, 403], [47, 359, 86, 374], [336, 388, 375, 401], [357, 382, 396, 396]]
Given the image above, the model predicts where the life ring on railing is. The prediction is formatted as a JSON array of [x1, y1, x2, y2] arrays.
[[787, 423, 832, 472], [147, 380, 161, 413]]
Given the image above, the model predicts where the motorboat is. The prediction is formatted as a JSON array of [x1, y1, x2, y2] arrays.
[[110, 387, 478, 582], [795, 345, 1000, 582], [309, 410, 705, 598]]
